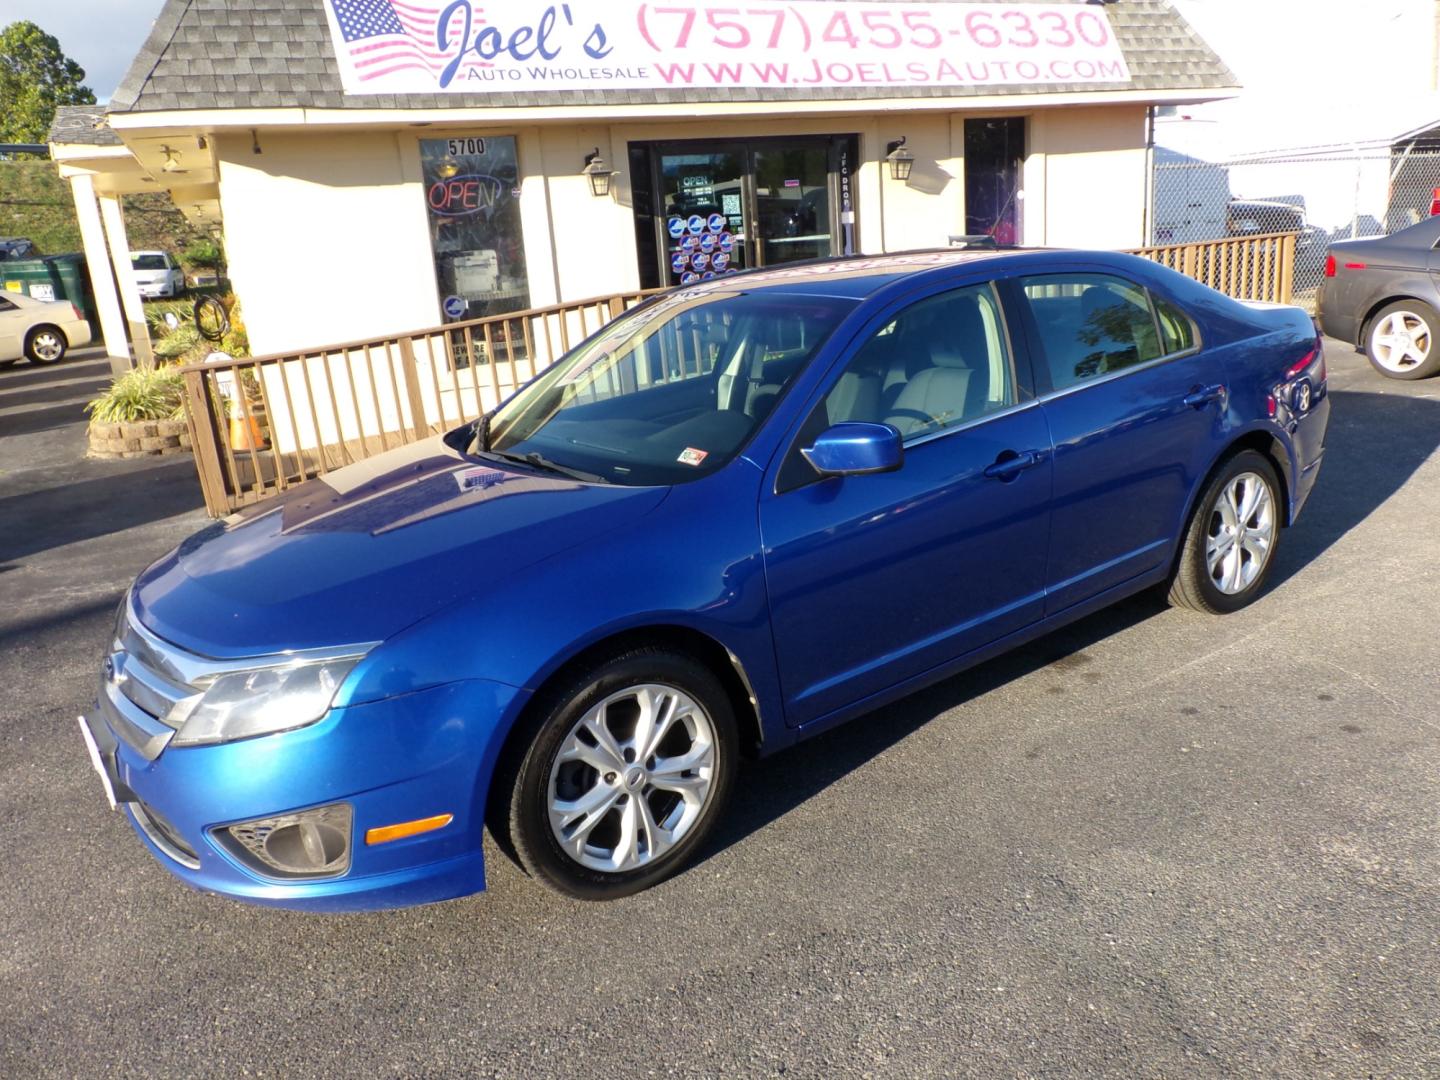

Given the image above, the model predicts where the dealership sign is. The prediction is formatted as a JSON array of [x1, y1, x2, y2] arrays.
[[323, 1, 1131, 94]]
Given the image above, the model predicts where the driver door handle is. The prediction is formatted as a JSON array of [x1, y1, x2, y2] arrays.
[[1183, 383, 1226, 409], [983, 449, 1044, 481]]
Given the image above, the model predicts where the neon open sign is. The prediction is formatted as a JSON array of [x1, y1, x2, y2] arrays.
[[427, 174, 504, 217]]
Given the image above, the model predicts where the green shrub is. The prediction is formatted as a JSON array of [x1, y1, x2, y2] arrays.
[[182, 237, 223, 269], [86, 364, 185, 424], [143, 298, 194, 337]]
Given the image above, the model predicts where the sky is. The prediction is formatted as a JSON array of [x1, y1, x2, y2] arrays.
[[5, 0, 167, 103], [1168, 0, 1438, 153]]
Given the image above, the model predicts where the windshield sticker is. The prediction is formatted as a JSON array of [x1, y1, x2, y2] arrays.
[[677, 448, 709, 467]]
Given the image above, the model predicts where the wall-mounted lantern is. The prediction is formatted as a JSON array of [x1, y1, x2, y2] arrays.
[[582, 148, 616, 197], [885, 137, 915, 182]]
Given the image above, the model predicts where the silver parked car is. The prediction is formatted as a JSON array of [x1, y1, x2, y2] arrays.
[[1318, 217, 1440, 380], [0, 290, 93, 366]]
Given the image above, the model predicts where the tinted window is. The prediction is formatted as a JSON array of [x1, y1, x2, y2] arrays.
[[1021, 273, 1162, 392], [0, 295, 15, 311], [482, 290, 856, 486], [822, 284, 1014, 440], [1154, 296, 1197, 355], [132, 254, 169, 270]]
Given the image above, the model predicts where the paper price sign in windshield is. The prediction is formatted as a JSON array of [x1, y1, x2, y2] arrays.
[[324, 1, 1130, 94]]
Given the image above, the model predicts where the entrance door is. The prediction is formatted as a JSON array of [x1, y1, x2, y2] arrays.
[[751, 142, 833, 266], [656, 144, 751, 285], [965, 117, 1025, 246], [645, 136, 855, 288]]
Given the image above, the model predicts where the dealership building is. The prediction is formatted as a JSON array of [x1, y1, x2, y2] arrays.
[[51, 0, 1234, 364]]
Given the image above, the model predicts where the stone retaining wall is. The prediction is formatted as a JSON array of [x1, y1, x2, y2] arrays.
[[87, 419, 193, 460]]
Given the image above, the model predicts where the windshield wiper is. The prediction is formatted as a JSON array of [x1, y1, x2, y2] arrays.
[[483, 448, 607, 484]]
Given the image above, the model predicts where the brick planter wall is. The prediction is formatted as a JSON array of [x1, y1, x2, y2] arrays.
[[87, 419, 193, 460]]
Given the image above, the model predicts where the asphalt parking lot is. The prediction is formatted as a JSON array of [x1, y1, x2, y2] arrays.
[[2, 341, 1438, 1078]]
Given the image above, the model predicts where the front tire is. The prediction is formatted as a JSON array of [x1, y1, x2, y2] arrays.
[[1366, 300, 1440, 380], [24, 326, 67, 365], [1167, 450, 1283, 614], [502, 648, 738, 900]]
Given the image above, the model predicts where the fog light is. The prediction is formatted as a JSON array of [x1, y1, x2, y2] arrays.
[[218, 803, 352, 879]]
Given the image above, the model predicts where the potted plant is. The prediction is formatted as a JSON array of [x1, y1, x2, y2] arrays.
[[85, 364, 191, 459]]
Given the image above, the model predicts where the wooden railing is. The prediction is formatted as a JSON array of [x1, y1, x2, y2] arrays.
[[179, 289, 660, 516], [1132, 231, 1296, 305], [181, 232, 1299, 515]]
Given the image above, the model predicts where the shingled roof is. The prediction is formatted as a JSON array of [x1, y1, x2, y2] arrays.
[[109, 0, 1235, 114], [49, 105, 124, 146]]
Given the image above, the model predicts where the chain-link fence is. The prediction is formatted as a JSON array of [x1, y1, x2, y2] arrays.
[[1150, 146, 1440, 305]]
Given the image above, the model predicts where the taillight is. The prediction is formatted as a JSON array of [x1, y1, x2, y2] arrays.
[[1285, 349, 1317, 379], [1430, 188, 1440, 216], [70, 303, 81, 320], [1323, 253, 1336, 278]]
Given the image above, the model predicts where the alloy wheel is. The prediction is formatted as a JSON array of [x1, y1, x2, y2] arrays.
[[1205, 471, 1276, 595], [31, 331, 64, 362], [546, 683, 717, 873], [1372, 311, 1432, 373]]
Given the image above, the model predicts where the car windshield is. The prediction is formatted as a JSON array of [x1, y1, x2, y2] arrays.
[[471, 288, 857, 486], [132, 255, 168, 270]]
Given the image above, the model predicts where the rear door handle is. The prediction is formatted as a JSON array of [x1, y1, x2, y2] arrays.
[[1183, 383, 1226, 409], [983, 449, 1043, 481]]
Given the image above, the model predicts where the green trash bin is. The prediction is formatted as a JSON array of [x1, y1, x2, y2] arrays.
[[0, 253, 98, 330]]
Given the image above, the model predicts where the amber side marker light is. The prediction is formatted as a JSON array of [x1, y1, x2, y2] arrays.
[[365, 813, 454, 846]]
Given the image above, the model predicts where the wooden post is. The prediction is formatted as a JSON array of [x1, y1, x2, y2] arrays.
[[398, 336, 429, 440], [1278, 233, 1296, 304], [181, 368, 232, 517]]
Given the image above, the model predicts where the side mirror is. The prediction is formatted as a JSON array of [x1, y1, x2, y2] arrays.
[[801, 422, 903, 477]]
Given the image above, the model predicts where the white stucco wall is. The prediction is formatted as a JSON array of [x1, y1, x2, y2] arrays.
[[216, 130, 442, 356], [214, 106, 1152, 361], [1027, 105, 1149, 249]]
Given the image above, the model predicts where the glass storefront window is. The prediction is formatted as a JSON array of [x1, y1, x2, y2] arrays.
[[633, 135, 858, 290], [421, 136, 530, 323]]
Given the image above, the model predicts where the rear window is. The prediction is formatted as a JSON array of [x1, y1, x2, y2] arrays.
[[1154, 297, 1197, 355], [132, 255, 168, 270]]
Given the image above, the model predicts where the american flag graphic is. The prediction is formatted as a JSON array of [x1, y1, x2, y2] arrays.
[[328, 0, 484, 83]]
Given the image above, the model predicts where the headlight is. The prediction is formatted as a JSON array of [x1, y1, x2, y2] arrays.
[[169, 654, 365, 747]]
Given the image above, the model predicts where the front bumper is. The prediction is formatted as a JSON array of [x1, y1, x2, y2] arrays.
[[79, 678, 523, 912]]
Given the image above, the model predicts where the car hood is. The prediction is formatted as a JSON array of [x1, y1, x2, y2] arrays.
[[132, 437, 669, 657]]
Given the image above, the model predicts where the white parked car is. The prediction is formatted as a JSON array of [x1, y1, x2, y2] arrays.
[[130, 251, 185, 299], [0, 290, 93, 365]]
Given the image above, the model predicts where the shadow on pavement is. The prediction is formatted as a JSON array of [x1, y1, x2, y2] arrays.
[[2, 372, 111, 411], [1, 400, 96, 438], [703, 385, 1440, 866], [0, 355, 109, 392], [1269, 388, 1440, 583], [0, 458, 204, 564], [0, 592, 123, 650]]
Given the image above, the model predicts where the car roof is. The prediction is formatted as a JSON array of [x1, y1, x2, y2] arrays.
[[674, 248, 1033, 300], [131, 250, 168, 257]]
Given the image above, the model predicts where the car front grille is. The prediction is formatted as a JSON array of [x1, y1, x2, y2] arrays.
[[100, 597, 207, 761]]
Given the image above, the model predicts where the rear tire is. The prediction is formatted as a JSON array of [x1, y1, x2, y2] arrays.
[[500, 647, 738, 900], [1167, 450, 1283, 614], [24, 326, 67, 365], [1365, 300, 1440, 380]]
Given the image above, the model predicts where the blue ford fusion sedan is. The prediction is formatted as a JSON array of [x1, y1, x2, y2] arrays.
[[80, 249, 1329, 910]]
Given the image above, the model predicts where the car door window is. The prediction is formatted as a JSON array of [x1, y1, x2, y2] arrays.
[[1020, 273, 1163, 392], [0, 295, 16, 312], [822, 284, 1015, 440]]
